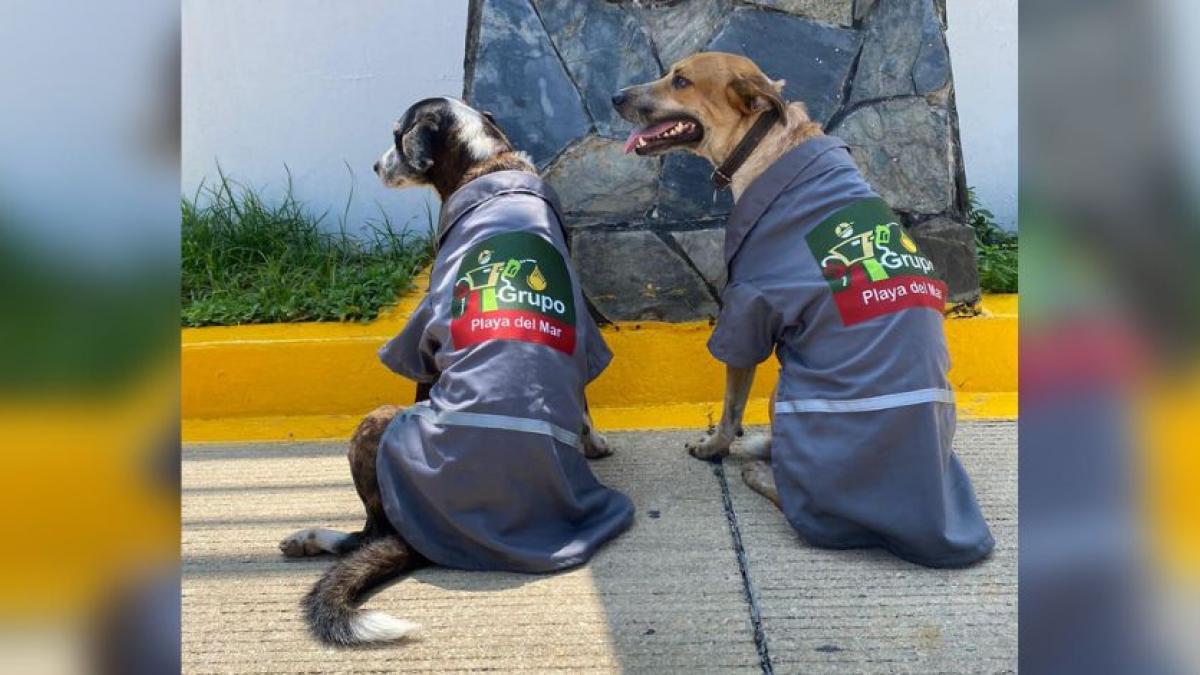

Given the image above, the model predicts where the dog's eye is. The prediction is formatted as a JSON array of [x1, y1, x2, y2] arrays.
[[671, 75, 691, 90]]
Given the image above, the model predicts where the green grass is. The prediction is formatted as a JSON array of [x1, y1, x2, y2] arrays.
[[182, 169, 434, 327], [1, 229, 175, 394], [968, 189, 1018, 294], [181, 173, 1015, 327]]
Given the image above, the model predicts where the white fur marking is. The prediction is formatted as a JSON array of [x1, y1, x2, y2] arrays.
[[380, 146, 399, 172], [279, 527, 350, 556], [447, 98, 501, 161], [377, 146, 412, 188], [310, 528, 350, 552], [351, 611, 421, 643]]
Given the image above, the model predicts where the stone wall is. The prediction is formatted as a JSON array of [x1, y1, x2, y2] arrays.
[[464, 0, 979, 322]]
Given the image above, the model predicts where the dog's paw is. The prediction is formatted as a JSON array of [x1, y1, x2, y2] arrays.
[[279, 529, 325, 557], [280, 527, 351, 557], [741, 460, 781, 507], [582, 429, 614, 459], [740, 459, 773, 491], [686, 431, 732, 461]]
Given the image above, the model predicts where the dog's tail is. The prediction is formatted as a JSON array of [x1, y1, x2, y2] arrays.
[[302, 534, 423, 645]]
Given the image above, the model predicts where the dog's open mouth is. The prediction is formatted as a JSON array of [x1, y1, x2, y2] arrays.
[[622, 116, 703, 155]]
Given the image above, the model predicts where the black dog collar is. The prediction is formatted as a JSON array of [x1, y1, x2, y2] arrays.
[[711, 107, 783, 189]]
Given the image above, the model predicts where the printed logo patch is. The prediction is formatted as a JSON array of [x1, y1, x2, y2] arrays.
[[806, 198, 947, 326], [450, 232, 576, 354]]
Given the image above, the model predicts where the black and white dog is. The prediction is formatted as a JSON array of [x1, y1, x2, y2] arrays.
[[278, 97, 626, 646], [372, 97, 530, 199]]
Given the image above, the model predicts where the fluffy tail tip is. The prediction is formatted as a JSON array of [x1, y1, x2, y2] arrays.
[[351, 611, 421, 643]]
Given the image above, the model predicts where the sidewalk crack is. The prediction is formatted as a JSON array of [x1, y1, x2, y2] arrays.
[[714, 460, 774, 675]]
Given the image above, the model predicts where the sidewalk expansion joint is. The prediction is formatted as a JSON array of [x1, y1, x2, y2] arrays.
[[714, 460, 774, 675]]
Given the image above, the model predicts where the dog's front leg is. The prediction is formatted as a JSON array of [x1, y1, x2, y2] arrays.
[[580, 404, 613, 459], [733, 382, 776, 459], [687, 365, 756, 461]]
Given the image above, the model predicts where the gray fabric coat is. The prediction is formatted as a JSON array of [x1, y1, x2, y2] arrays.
[[376, 171, 634, 573], [710, 136, 994, 567]]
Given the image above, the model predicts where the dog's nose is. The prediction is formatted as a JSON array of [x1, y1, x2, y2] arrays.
[[372, 161, 380, 174], [611, 91, 627, 108]]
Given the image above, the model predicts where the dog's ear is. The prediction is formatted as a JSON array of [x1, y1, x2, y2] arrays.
[[400, 114, 439, 172], [727, 73, 786, 120]]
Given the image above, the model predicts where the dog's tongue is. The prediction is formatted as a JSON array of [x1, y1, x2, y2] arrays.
[[622, 120, 677, 154]]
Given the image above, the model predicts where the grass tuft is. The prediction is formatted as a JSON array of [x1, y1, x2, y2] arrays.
[[968, 189, 1018, 294], [182, 168, 434, 327]]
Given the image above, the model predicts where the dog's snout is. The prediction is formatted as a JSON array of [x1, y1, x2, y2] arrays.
[[611, 90, 627, 108], [372, 161, 381, 174]]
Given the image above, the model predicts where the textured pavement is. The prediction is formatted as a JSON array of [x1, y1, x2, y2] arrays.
[[183, 422, 1016, 673]]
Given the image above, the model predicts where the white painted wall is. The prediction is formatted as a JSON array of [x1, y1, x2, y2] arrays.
[[184, 1, 1018, 232], [182, 0, 469, 235], [946, 0, 1019, 230]]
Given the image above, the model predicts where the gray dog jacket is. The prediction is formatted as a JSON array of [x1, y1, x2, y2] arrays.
[[710, 136, 994, 567], [376, 171, 634, 573]]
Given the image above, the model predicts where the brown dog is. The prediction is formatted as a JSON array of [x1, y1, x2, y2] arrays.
[[612, 52, 823, 505], [612, 52, 823, 198], [612, 53, 994, 573]]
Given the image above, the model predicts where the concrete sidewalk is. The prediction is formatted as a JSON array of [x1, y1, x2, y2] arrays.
[[183, 423, 1016, 673]]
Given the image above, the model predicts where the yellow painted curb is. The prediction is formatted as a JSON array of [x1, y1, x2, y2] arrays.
[[183, 288, 1017, 442], [1142, 374, 1200, 581], [182, 391, 1018, 443]]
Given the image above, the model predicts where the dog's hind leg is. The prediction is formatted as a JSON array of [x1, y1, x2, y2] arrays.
[[346, 405, 399, 536], [279, 405, 401, 558], [280, 528, 361, 557], [735, 433, 773, 459], [740, 460, 781, 509]]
